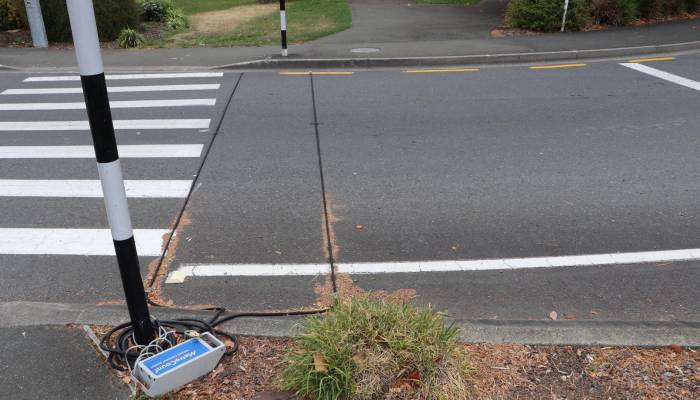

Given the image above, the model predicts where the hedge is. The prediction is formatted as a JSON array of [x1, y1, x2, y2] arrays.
[[507, 0, 698, 31], [9, 0, 139, 42]]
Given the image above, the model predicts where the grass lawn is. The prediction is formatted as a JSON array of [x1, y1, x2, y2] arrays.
[[163, 0, 351, 48], [415, 0, 480, 4]]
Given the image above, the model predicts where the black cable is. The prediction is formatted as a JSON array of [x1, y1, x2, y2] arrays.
[[100, 307, 328, 371], [309, 73, 338, 293]]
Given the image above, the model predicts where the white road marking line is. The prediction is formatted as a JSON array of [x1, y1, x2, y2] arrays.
[[166, 248, 700, 280], [0, 228, 168, 256], [621, 63, 700, 91], [0, 98, 216, 111], [0, 144, 203, 158], [24, 72, 224, 82], [169, 264, 330, 280], [1, 84, 221, 95], [0, 119, 211, 131], [0, 180, 192, 198]]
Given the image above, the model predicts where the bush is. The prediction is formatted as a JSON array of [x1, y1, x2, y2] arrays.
[[15, 0, 139, 42], [164, 7, 188, 30], [0, 0, 25, 30], [506, 0, 590, 31], [117, 26, 144, 48], [589, 0, 638, 25], [277, 297, 471, 400], [138, 0, 174, 22], [687, 0, 699, 12]]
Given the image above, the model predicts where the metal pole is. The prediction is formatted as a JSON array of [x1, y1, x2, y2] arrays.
[[23, 0, 48, 48], [279, 0, 288, 56], [66, 0, 155, 345], [561, 0, 570, 32]]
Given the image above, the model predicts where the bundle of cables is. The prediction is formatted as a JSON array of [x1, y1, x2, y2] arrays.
[[99, 308, 327, 372]]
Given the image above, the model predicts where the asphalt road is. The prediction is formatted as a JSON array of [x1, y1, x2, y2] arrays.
[[1, 53, 699, 321]]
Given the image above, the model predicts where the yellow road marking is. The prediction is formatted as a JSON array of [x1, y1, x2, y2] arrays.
[[530, 63, 587, 70], [279, 71, 354, 75], [405, 68, 479, 73], [627, 57, 675, 63]]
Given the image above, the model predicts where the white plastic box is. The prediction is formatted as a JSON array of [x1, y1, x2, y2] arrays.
[[133, 332, 226, 397]]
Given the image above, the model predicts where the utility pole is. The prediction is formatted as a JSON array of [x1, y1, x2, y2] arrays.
[[23, 0, 48, 48], [561, 0, 570, 32], [279, 0, 288, 56], [65, 0, 155, 345]]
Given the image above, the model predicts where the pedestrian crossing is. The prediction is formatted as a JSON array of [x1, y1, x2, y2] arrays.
[[0, 71, 225, 257]]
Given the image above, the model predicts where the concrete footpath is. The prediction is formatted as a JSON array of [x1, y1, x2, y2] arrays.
[[0, 1, 699, 70]]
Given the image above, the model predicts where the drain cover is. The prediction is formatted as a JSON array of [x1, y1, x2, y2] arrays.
[[350, 47, 380, 54]]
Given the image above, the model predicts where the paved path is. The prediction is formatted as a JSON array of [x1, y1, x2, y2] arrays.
[[313, 0, 507, 44]]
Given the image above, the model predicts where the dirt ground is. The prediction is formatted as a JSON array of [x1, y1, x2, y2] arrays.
[[156, 338, 698, 399], [188, 4, 279, 34]]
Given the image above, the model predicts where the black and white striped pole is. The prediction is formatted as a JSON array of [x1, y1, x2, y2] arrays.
[[279, 0, 288, 56], [66, 0, 155, 345]]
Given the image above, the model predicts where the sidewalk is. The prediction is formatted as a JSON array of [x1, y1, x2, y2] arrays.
[[0, 325, 130, 400], [0, 0, 698, 70]]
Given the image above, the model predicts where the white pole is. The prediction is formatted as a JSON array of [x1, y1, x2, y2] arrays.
[[561, 0, 570, 32], [23, 0, 48, 48]]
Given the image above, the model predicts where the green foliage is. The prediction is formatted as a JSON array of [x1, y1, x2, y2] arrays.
[[276, 297, 470, 400], [18, 0, 139, 42], [0, 0, 25, 30], [117, 26, 144, 47], [506, 0, 590, 31], [138, 0, 174, 22], [687, 0, 699, 12], [589, 0, 638, 25], [164, 7, 188, 30]]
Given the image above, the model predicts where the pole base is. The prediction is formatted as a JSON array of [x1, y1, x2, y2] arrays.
[[281, 49, 288, 57]]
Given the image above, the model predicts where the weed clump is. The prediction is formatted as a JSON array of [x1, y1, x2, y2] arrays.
[[277, 296, 471, 400]]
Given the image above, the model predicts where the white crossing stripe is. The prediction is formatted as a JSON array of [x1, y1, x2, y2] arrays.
[[1, 84, 221, 95], [173, 264, 330, 278], [621, 63, 700, 91], [24, 72, 224, 82], [166, 248, 700, 280], [0, 180, 192, 198], [0, 144, 203, 158], [0, 228, 168, 256], [0, 98, 216, 111], [0, 119, 210, 130]]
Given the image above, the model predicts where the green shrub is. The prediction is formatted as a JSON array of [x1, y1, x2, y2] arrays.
[[589, 0, 638, 25], [506, 0, 590, 31], [0, 0, 25, 30], [164, 7, 188, 30], [117, 26, 144, 48], [636, 0, 691, 17], [138, 0, 174, 22], [16, 0, 139, 42], [277, 297, 471, 400]]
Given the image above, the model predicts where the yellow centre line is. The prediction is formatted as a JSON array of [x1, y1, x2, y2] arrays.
[[279, 71, 354, 75], [530, 63, 587, 70], [627, 57, 675, 63], [404, 68, 480, 73]]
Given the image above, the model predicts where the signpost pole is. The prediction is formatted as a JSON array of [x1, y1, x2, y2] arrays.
[[23, 0, 48, 48], [279, 0, 288, 56], [66, 0, 155, 345], [561, 0, 570, 32]]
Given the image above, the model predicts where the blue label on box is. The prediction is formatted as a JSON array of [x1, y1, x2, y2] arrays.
[[143, 338, 210, 377]]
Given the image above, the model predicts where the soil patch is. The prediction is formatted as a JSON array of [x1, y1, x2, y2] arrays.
[[189, 4, 279, 34]]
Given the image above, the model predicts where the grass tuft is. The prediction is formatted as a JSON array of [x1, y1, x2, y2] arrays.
[[276, 296, 471, 400]]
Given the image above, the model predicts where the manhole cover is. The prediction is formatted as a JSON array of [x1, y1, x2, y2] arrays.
[[350, 47, 380, 54]]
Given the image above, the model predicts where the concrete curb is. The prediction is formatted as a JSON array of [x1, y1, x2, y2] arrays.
[[2, 301, 698, 347], [218, 41, 700, 70]]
